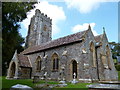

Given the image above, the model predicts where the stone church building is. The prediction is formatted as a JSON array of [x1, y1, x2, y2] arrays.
[[6, 9, 118, 82]]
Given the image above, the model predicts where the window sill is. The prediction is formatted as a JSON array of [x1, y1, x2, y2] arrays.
[[36, 70, 41, 72], [52, 69, 59, 72], [92, 66, 96, 68]]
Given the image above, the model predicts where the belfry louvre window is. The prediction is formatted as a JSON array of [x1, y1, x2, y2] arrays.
[[36, 56, 42, 71], [52, 53, 59, 71]]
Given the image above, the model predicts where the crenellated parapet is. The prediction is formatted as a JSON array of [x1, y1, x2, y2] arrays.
[[35, 9, 52, 25]]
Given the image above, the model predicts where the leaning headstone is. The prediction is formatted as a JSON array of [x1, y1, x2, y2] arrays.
[[33, 76, 39, 83], [10, 84, 33, 90]]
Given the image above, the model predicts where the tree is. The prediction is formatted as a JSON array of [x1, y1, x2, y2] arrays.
[[109, 42, 120, 59], [2, 2, 37, 75]]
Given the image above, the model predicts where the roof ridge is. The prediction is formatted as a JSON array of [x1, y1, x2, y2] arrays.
[[50, 29, 88, 42]]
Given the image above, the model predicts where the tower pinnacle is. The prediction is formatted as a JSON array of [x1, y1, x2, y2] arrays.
[[103, 27, 106, 34], [88, 24, 91, 30]]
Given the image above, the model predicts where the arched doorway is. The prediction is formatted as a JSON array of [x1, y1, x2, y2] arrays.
[[10, 62, 16, 78], [72, 60, 77, 78]]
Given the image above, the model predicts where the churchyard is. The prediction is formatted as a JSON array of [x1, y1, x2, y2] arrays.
[[3, 55, 120, 89], [1, 71, 120, 89], [1, 76, 91, 89]]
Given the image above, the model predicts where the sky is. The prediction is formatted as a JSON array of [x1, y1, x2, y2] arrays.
[[19, 0, 119, 43]]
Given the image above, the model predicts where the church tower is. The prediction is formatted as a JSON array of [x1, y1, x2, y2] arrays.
[[25, 9, 52, 48]]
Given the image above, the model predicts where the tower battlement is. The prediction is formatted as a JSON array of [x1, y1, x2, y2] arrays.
[[35, 9, 52, 24]]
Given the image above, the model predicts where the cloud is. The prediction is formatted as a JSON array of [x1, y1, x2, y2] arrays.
[[64, 0, 101, 14], [72, 23, 98, 36], [21, 1, 66, 37], [64, 0, 120, 14]]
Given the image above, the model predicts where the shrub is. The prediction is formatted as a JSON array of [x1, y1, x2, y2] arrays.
[[115, 65, 120, 71]]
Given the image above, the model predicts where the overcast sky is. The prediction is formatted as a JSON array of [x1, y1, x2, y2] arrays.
[[20, 0, 119, 43]]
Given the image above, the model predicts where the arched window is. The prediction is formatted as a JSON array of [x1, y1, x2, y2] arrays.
[[106, 45, 112, 70], [90, 42, 96, 67], [35, 56, 42, 71], [52, 53, 59, 71], [101, 54, 108, 68]]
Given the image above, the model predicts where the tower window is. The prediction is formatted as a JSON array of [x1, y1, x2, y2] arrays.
[[43, 25, 47, 31]]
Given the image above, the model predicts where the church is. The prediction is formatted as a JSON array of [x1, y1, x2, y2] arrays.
[[6, 9, 118, 82]]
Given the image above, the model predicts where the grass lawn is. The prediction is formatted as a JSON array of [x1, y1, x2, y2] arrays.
[[118, 71, 120, 80], [0, 76, 2, 90], [2, 76, 35, 89], [1, 76, 90, 89], [59, 83, 91, 88], [1, 70, 120, 89], [2, 76, 59, 89]]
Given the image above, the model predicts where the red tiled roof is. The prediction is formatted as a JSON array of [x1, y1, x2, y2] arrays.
[[22, 30, 88, 55], [18, 54, 31, 67]]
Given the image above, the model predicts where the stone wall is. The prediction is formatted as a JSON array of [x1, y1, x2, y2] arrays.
[[27, 29, 99, 82], [19, 67, 31, 79], [96, 32, 118, 81]]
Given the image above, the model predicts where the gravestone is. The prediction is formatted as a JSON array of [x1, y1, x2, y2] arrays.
[[87, 83, 120, 90], [33, 76, 39, 83], [10, 84, 33, 90]]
